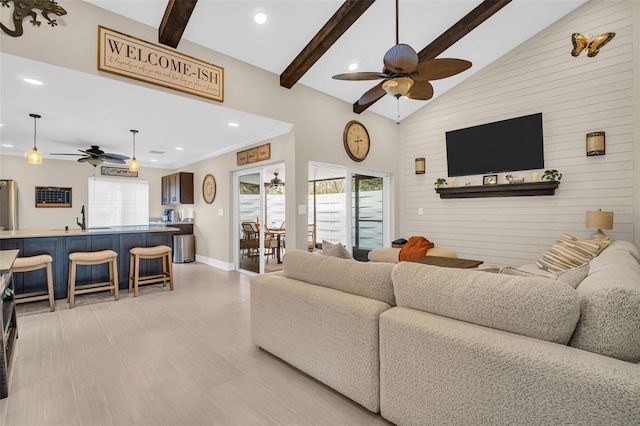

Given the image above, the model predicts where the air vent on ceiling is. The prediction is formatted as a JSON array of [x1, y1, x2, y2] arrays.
[[149, 150, 165, 154]]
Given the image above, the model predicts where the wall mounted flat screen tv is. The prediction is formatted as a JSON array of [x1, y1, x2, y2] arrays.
[[445, 112, 544, 177]]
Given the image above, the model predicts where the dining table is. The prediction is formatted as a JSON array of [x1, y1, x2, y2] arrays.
[[267, 228, 286, 263]]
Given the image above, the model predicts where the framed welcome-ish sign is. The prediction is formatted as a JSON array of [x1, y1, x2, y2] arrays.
[[97, 26, 224, 102]]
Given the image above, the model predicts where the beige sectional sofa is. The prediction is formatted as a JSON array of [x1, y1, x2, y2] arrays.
[[250, 241, 640, 425], [250, 251, 395, 412]]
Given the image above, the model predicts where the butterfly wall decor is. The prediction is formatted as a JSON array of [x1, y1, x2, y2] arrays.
[[571, 32, 616, 57]]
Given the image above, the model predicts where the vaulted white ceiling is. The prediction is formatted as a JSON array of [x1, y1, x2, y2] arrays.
[[0, 0, 587, 168]]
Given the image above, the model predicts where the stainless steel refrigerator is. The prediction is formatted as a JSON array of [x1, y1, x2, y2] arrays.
[[0, 179, 18, 230]]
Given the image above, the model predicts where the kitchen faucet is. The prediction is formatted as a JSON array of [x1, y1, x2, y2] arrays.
[[77, 205, 86, 230]]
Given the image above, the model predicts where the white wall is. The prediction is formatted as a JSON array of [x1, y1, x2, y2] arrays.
[[400, 0, 638, 266], [0, 155, 170, 229]]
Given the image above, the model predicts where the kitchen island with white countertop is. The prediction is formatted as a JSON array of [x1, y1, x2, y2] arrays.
[[0, 226, 179, 299]]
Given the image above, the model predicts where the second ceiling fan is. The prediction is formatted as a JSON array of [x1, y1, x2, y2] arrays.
[[332, 0, 472, 104]]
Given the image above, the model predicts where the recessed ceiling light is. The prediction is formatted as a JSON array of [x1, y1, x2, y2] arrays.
[[23, 78, 43, 85], [150, 159, 158, 162], [2, 144, 13, 148], [348, 63, 358, 71], [228, 122, 239, 127], [175, 147, 184, 151], [254, 12, 267, 24]]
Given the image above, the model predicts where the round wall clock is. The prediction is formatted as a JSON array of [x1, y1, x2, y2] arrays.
[[202, 174, 216, 204], [343, 120, 370, 162]]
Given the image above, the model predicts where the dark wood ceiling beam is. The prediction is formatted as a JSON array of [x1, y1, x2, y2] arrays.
[[280, 0, 375, 89], [353, 0, 512, 114], [417, 0, 511, 61], [159, 0, 198, 48]]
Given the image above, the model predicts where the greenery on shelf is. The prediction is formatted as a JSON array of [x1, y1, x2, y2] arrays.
[[2, 288, 14, 299], [434, 178, 448, 187], [542, 169, 563, 182]]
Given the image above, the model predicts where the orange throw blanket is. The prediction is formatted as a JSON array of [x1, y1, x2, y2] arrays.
[[399, 236, 431, 261]]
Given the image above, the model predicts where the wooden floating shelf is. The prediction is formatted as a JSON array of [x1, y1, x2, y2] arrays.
[[435, 181, 560, 199]]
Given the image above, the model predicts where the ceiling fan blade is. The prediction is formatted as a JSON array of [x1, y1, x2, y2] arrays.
[[405, 81, 434, 101], [358, 83, 387, 105], [354, 0, 511, 114], [102, 158, 127, 164], [51, 153, 84, 156], [77, 157, 89, 163], [383, 44, 418, 73], [413, 58, 472, 81], [101, 153, 130, 160], [332, 72, 388, 81]]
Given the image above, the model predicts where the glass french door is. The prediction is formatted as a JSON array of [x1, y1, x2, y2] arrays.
[[236, 171, 262, 273], [235, 165, 286, 274], [308, 162, 389, 262], [351, 174, 384, 261]]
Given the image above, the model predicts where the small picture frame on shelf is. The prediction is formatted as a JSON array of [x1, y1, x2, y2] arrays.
[[483, 174, 498, 185]]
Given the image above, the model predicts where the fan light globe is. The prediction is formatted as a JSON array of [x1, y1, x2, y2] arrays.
[[382, 77, 414, 98], [87, 157, 103, 167]]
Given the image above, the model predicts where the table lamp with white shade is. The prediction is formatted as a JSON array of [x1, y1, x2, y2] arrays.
[[586, 209, 614, 239]]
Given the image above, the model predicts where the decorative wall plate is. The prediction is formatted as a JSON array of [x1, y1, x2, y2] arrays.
[[202, 174, 216, 204]]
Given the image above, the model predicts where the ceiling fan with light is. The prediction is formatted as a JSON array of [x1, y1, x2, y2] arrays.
[[51, 145, 130, 167], [268, 172, 285, 189], [332, 0, 472, 104]]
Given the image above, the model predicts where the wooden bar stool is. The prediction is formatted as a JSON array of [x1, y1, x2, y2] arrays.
[[68, 250, 119, 309], [128, 245, 173, 297], [12, 254, 55, 312]]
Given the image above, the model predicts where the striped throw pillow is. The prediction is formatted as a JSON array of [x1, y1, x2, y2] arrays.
[[536, 234, 607, 272]]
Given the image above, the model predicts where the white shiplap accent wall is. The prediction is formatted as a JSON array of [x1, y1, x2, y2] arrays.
[[400, 0, 637, 267]]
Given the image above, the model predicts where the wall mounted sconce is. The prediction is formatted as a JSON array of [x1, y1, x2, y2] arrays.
[[586, 131, 605, 156], [415, 158, 425, 174], [586, 208, 613, 239]]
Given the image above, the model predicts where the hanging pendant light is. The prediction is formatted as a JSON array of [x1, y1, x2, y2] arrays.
[[128, 129, 139, 171], [27, 113, 42, 165]]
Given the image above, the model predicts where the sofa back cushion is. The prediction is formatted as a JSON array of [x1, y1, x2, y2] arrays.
[[283, 250, 395, 305], [569, 242, 640, 362], [392, 262, 580, 344]]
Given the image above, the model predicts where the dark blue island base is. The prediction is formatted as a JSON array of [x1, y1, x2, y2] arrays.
[[0, 227, 177, 300]]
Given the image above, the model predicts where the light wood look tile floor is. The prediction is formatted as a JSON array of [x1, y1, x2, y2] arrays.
[[0, 262, 391, 426]]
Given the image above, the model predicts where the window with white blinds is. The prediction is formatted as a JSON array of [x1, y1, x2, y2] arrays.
[[88, 177, 149, 227]]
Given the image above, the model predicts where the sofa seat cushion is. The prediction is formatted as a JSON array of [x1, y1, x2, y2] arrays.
[[570, 244, 640, 362], [368, 247, 457, 263], [283, 249, 395, 306], [392, 262, 580, 344]]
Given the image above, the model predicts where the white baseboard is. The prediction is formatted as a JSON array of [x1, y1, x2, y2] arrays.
[[195, 254, 234, 271]]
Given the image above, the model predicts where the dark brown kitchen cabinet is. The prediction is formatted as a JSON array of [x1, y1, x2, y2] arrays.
[[161, 172, 194, 205]]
